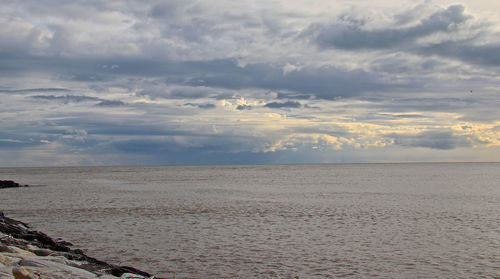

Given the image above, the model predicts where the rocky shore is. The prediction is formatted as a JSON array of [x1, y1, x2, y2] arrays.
[[1, 181, 164, 279]]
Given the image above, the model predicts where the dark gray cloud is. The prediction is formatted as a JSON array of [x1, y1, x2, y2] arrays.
[[418, 40, 500, 67], [108, 140, 282, 165], [0, 139, 43, 148], [184, 103, 216, 109], [0, 128, 53, 148], [52, 118, 184, 137], [184, 62, 393, 100], [112, 139, 175, 154], [29, 94, 127, 107], [276, 92, 314, 100], [30, 95, 100, 103], [0, 88, 70, 94], [388, 131, 475, 150], [303, 104, 320, 109], [366, 96, 479, 114], [307, 5, 471, 50], [0, 51, 395, 100], [236, 104, 252, 110], [149, 1, 188, 19], [264, 101, 302, 109], [370, 56, 444, 75], [163, 87, 215, 99], [305, 4, 500, 69], [110, 132, 268, 158], [197, 103, 216, 109], [96, 100, 127, 107]]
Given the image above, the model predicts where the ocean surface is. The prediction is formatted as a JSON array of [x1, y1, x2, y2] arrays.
[[1, 163, 500, 278]]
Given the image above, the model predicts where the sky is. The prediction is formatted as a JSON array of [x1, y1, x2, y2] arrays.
[[1, 0, 499, 167]]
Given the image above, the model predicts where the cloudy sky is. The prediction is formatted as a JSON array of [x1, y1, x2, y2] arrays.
[[1, 0, 499, 166]]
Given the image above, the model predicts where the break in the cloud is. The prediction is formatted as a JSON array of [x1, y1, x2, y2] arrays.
[[0, 0, 499, 166]]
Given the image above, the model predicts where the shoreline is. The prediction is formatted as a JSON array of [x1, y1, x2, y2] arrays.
[[0, 211, 163, 279]]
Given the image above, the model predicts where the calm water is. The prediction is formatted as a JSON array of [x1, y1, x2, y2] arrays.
[[1, 163, 500, 278]]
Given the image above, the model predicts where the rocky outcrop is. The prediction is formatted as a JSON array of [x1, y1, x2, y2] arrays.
[[0, 212, 163, 279], [0, 181, 28, 189]]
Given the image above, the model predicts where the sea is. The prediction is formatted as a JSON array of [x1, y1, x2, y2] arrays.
[[1, 163, 499, 278]]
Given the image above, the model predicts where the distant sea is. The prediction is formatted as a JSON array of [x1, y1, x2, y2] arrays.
[[1, 163, 499, 278]]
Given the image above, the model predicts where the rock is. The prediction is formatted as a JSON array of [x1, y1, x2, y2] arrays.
[[0, 247, 15, 254], [55, 239, 73, 247], [30, 250, 52, 257], [5, 247, 35, 257], [0, 181, 28, 189], [9, 257, 100, 279], [120, 273, 154, 279], [0, 255, 16, 266], [17, 259, 47, 268], [11, 267, 34, 279], [110, 266, 152, 278], [25, 246, 53, 257]]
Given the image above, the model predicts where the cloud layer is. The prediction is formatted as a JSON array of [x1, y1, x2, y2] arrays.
[[1, 0, 499, 166]]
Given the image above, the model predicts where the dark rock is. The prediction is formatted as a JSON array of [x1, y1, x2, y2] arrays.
[[0, 245, 16, 253], [18, 259, 48, 267], [0, 180, 28, 188], [31, 249, 54, 256], [110, 266, 153, 278], [72, 248, 85, 255], [56, 238, 73, 246], [54, 251, 85, 261]]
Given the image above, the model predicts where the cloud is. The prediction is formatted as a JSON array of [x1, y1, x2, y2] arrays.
[[149, 1, 189, 19], [184, 102, 216, 109], [0, 51, 393, 100], [0, 138, 43, 148], [1, 1, 500, 166], [0, 88, 70, 94], [394, 2, 431, 25], [264, 101, 302, 109], [96, 100, 127, 107], [307, 5, 471, 50], [166, 86, 216, 99], [30, 94, 100, 103], [236, 104, 252, 110], [184, 61, 392, 100], [379, 113, 425, 119], [418, 40, 500, 67], [388, 130, 473, 150], [304, 3, 500, 69], [110, 132, 271, 158], [51, 118, 183, 137], [29, 94, 126, 106]]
